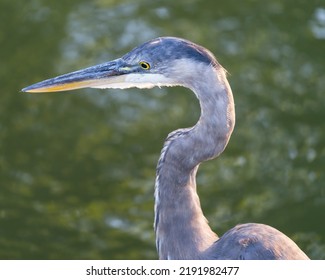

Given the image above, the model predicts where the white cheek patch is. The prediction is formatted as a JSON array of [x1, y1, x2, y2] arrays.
[[92, 73, 178, 89]]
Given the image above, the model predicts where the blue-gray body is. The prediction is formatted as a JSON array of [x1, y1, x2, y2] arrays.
[[22, 37, 309, 260]]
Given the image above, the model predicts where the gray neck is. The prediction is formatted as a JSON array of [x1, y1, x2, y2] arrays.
[[154, 65, 235, 259]]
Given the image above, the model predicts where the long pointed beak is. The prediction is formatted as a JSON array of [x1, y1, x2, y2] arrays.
[[22, 58, 131, 93]]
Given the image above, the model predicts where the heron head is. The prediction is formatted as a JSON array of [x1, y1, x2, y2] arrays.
[[22, 37, 218, 93]]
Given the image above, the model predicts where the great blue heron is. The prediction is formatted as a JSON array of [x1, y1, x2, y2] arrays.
[[22, 37, 309, 260]]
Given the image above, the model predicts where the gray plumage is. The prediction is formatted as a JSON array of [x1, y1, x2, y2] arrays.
[[22, 37, 309, 260]]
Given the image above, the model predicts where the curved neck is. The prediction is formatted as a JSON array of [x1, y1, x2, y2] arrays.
[[154, 65, 235, 259]]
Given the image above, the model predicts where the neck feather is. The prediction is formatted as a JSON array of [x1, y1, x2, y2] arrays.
[[154, 64, 235, 259]]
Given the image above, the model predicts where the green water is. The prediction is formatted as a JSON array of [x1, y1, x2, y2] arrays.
[[1, 0, 324, 259]]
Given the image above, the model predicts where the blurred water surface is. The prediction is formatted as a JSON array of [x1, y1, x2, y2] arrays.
[[0, 0, 324, 259]]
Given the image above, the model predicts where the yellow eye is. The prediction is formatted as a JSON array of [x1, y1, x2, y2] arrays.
[[139, 61, 150, 70]]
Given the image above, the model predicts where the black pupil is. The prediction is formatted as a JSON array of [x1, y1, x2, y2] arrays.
[[141, 62, 149, 69]]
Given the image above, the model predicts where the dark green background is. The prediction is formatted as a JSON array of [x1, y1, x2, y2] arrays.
[[1, 0, 324, 259]]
